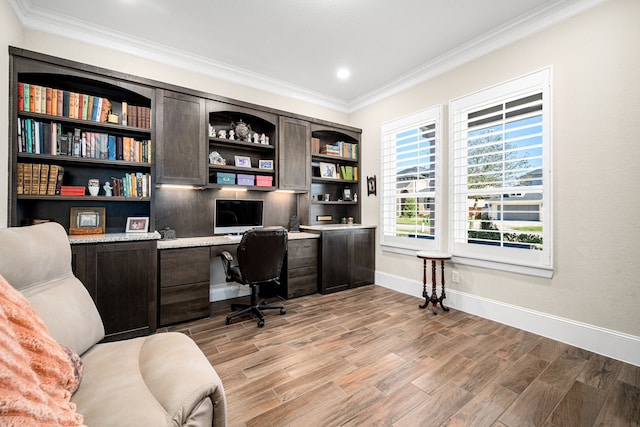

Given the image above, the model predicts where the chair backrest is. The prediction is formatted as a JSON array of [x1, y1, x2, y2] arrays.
[[236, 227, 288, 285], [0, 222, 105, 355]]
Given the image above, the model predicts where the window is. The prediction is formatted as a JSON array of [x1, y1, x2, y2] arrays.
[[450, 69, 552, 275], [381, 106, 442, 254]]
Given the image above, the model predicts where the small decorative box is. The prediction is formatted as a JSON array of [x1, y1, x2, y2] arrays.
[[256, 175, 273, 187], [237, 174, 255, 186], [216, 172, 235, 185]]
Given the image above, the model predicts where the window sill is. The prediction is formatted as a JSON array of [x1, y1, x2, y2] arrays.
[[451, 255, 554, 278]]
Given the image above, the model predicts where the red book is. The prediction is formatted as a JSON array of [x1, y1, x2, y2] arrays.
[[17, 82, 24, 111]]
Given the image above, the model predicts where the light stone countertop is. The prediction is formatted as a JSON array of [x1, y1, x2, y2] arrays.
[[300, 224, 376, 232], [157, 231, 320, 250], [69, 231, 161, 245]]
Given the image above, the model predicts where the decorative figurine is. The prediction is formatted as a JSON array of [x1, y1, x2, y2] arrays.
[[209, 151, 226, 165], [229, 130, 235, 140], [260, 133, 266, 144], [103, 182, 113, 197], [87, 179, 100, 196], [230, 120, 251, 140], [253, 132, 260, 143], [208, 124, 215, 137], [218, 129, 227, 139]]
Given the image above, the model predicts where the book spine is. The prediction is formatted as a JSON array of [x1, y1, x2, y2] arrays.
[[40, 85, 46, 114], [17, 163, 24, 195], [57, 90, 63, 116], [34, 85, 41, 114], [18, 82, 24, 111], [47, 165, 58, 195], [82, 94, 89, 120], [31, 163, 40, 195], [55, 166, 64, 195], [23, 163, 32, 195], [46, 87, 53, 115], [24, 84, 30, 112], [39, 164, 49, 195], [63, 91, 70, 117], [51, 88, 58, 116]]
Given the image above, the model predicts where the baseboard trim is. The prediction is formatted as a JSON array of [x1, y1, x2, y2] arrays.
[[375, 271, 640, 367]]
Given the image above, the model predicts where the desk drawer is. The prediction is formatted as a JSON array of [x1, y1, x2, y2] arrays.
[[160, 247, 210, 287], [160, 281, 210, 326]]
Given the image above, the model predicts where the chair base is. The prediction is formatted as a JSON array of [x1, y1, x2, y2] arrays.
[[226, 298, 286, 328]]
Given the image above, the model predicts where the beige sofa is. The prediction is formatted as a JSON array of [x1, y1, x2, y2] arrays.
[[0, 222, 226, 426]]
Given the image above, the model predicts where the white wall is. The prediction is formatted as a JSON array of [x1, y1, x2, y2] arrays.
[[352, 0, 640, 344], [0, 0, 24, 227]]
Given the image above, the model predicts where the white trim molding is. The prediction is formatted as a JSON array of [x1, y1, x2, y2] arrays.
[[376, 270, 640, 367]]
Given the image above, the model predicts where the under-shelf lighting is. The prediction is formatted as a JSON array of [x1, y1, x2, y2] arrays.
[[220, 187, 247, 192], [275, 190, 296, 194], [157, 184, 202, 190]]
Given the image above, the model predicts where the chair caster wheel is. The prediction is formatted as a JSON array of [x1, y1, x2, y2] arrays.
[[225, 318, 232, 325], [257, 319, 265, 328], [280, 308, 286, 315]]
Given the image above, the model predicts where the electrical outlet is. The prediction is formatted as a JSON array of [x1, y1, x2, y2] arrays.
[[451, 270, 460, 283]]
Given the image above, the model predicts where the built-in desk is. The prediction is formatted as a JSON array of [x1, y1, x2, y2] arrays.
[[157, 232, 319, 326]]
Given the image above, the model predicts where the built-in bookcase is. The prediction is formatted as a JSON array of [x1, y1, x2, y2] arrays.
[[9, 50, 155, 233], [309, 124, 361, 225]]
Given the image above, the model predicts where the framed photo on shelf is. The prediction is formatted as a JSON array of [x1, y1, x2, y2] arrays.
[[259, 159, 274, 170], [319, 162, 337, 179], [69, 207, 105, 235], [343, 187, 352, 201], [234, 155, 252, 168], [125, 216, 149, 233]]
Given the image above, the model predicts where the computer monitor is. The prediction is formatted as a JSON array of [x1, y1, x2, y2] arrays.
[[214, 199, 264, 235]]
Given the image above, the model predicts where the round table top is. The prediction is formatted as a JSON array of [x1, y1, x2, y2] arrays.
[[416, 250, 452, 260]]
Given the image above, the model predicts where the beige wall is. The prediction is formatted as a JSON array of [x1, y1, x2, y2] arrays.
[[351, 0, 640, 337], [0, 0, 24, 227]]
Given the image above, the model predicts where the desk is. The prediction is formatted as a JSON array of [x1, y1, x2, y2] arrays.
[[416, 251, 451, 314], [157, 232, 319, 325]]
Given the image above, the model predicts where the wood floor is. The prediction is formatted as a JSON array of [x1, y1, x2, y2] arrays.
[[162, 285, 640, 427]]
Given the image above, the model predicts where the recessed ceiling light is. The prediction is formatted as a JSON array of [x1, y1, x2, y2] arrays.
[[337, 68, 350, 80]]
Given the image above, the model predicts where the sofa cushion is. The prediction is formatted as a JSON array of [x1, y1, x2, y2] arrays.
[[0, 273, 84, 426], [0, 223, 105, 355]]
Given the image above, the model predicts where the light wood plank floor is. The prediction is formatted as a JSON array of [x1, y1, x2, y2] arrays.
[[162, 285, 640, 427]]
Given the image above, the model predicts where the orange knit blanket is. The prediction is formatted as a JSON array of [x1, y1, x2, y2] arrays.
[[0, 274, 84, 426]]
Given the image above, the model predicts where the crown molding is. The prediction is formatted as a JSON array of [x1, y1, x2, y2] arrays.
[[349, 0, 607, 112], [9, 0, 605, 114]]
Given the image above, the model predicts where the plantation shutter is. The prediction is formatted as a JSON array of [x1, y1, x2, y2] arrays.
[[450, 69, 552, 272], [381, 106, 441, 253]]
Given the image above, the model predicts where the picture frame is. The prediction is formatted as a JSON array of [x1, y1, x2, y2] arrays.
[[234, 155, 252, 168], [69, 207, 106, 235], [319, 162, 337, 179], [259, 159, 274, 170], [343, 187, 352, 201], [367, 175, 377, 196], [125, 216, 149, 233]]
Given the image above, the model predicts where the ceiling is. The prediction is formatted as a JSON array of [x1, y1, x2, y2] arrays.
[[9, 0, 602, 112]]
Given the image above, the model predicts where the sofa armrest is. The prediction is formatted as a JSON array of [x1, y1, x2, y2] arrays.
[[73, 332, 227, 427], [139, 332, 227, 427]]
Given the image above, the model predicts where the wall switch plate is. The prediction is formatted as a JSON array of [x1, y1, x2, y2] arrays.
[[451, 270, 460, 283]]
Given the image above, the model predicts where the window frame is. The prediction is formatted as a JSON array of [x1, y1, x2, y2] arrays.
[[449, 68, 553, 277], [380, 105, 443, 255]]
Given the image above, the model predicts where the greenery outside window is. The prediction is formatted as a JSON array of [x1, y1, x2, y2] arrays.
[[381, 106, 442, 254], [450, 69, 553, 275]]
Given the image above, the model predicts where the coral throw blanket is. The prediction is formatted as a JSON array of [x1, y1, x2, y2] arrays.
[[0, 274, 84, 426]]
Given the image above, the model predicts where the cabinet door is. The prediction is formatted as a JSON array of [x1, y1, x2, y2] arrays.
[[321, 230, 351, 294], [279, 117, 310, 191], [351, 229, 375, 287], [155, 90, 207, 185], [282, 239, 318, 298], [87, 241, 157, 341]]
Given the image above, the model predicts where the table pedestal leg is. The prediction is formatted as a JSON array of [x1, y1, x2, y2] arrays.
[[418, 258, 449, 314], [419, 258, 429, 309], [439, 260, 449, 311]]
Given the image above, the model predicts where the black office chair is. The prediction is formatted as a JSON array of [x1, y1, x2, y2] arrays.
[[220, 227, 288, 327]]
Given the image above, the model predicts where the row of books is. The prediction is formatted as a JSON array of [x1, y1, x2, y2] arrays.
[[314, 139, 359, 160], [17, 82, 151, 129], [338, 165, 358, 181], [17, 163, 64, 196], [16, 163, 151, 198], [110, 172, 152, 198], [17, 118, 152, 163]]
